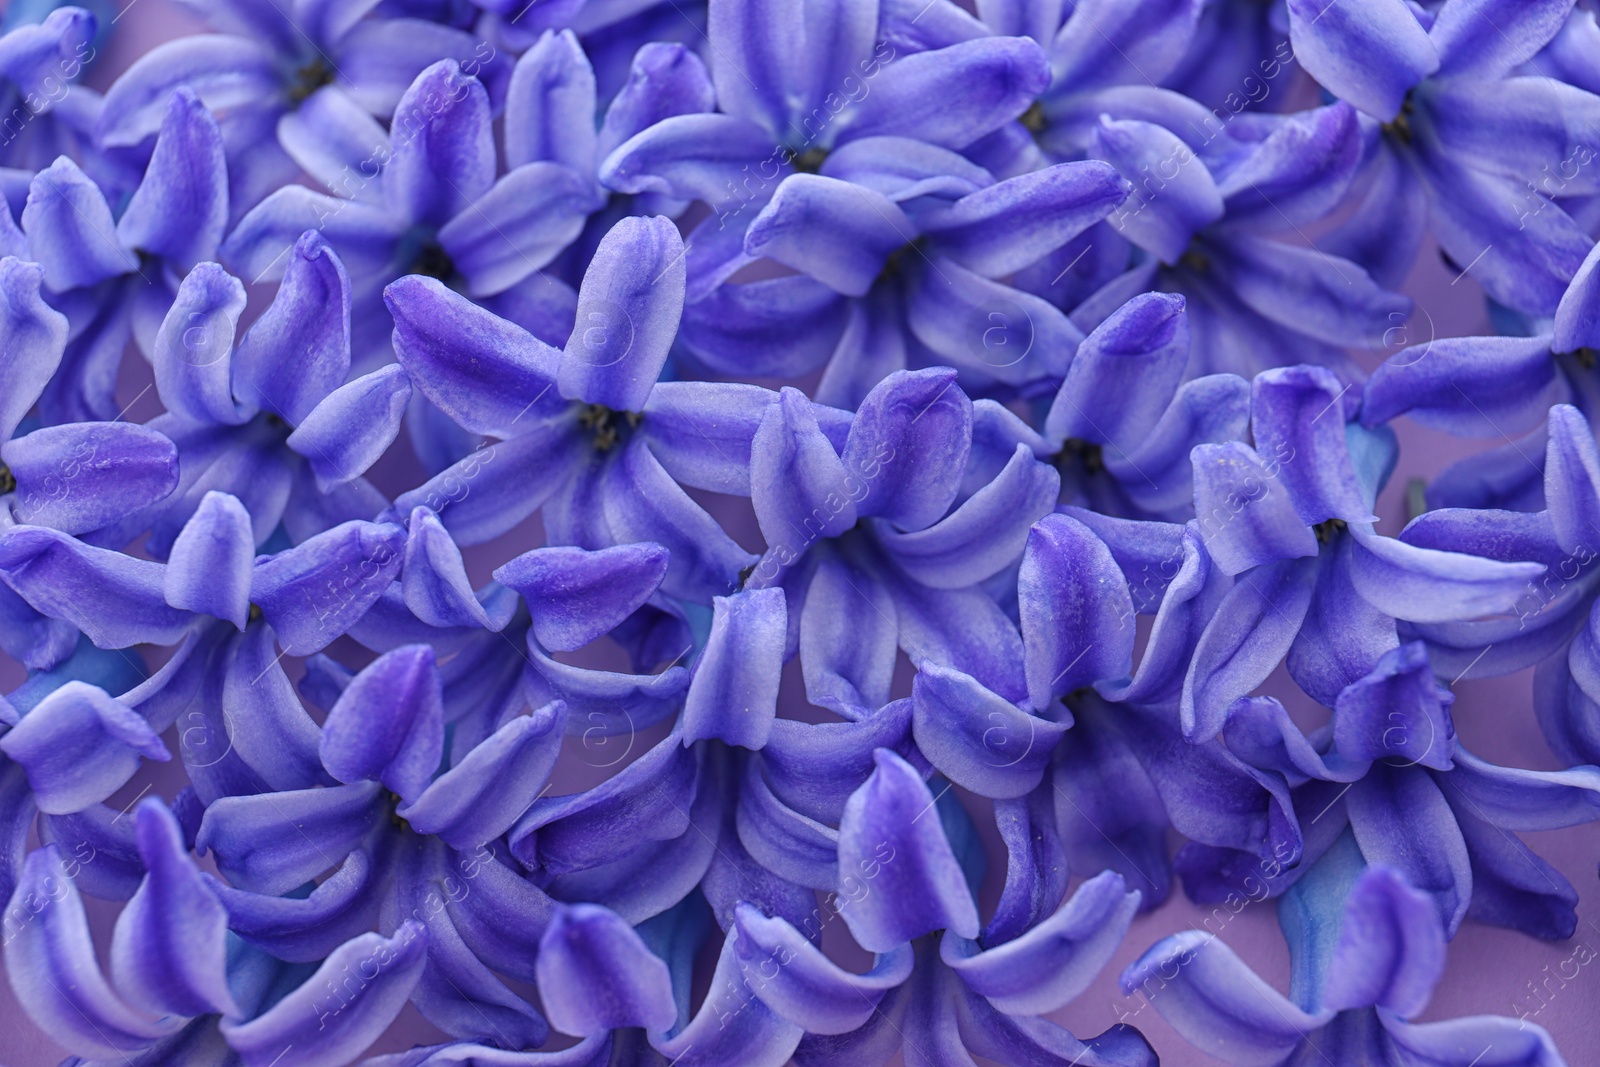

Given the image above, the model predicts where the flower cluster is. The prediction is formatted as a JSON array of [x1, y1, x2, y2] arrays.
[[0, 0, 1597, 1064]]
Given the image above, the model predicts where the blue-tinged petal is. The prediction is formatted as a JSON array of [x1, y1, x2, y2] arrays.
[[211, 851, 380, 963], [1453, 802, 1579, 941], [437, 161, 594, 297], [512, 731, 696, 874], [836, 749, 981, 952], [1428, 0, 1573, 77], [321, 644, 444, 802], [109, 799, 235, 1019], [222, 619, 331, 798], [0, 256, 67, 440], [888, 572, 1029, 704], [220, 186, 406, 285], [912, 663, 1066, 799], [733, 903, 912, 1035], [945, 869, 1138, 1013], [1437, 747, 1600, 830], [22, 157, 138, 292], [537, 904, 676, 1035], [232, 230, 352, 425], [799, 554, 898, 714], [1554, 241, 1600, 355], [335, 17, 510, 119], [0, 680, 167, 814], [1543, 403, 1600, 555], [1018, 511, 1136, 709], [600, 437, 757, 601], [523, 641, 689, 740], [1322, 127, 1429, 290], [36, 804, 143, 901], [276, 85, 389, 201], [640, 381, 779, 496], [684, 588, 785, 749], [737, 753, 843, 890], [1418, 151, 1591, 317], [985, 786, 1069, 943], [1213, 103, 1363, 232], [197, 780, 383, 895], [1427, 79, 1600, 200], [745, 174, 915, 298], [497, 543, 666, 652], [1208, 232, 1411, 350], [1347, 525, 1544, 624], [1284, 0, 1436, 121], [911, 256, 1084, 389], [1114, 373, 1253, 517], [444, 845, 556, 983], [1346, 765, 1472, 935], [221, 923, 427, 1067], [152, 262, 248, 426], [250, 519, 406, 655], [679, 275, 847, 379], [599, 112, 784, 206], [597, 42, 715, 162], [1190, 442, 1319, 575], [819, 136, 994, 203], [1288, 534, 1398, 706], [1044, 291, 1188, 451], [1383, 1013, 1565, 1067], [1182, 555, 1318, 740], [3, 846, 175, 1059], [401, 507, 497, 630], [0, 525, 193, 648], [505, 30, 598, 177], [1251, 365, 1373, 526], [97, 36, 278, 148], [1119, 931, 1331, 1066], [1322, 865, 1444, 1016], [559, 215, 684, 412], [1332, 642, 1456, 770], [842, 368, 971, 532], [763, 700, 915, 825], [390, 416, 585, 546], [876, 444, 1059, 590], [1361, 334, 1563, 438], [115, 87, 227, 272], [1049, 0, 1202, 92], [750, 386, 856, 555], [386, 274, 565, 437], [384, 61, 495, 228], [843, 36, 1050, 149], [400, 703, 567, 848], [648, 928, 804, 1067], [4, 422, 178, 536], [920, 161, 1127, 278], [1088, 117, 1222, 263], [288, 364, 411, 490]]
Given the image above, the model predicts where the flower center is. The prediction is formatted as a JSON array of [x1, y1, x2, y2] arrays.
[[1056, 438, 1105, 475], [792, 146, 829, 174], [578, 403, 640, 452], [1569, 346, 1598, 371], [0, 460, 13, 495], [1019, 101, 1047, 135], [410, 242, 456, 282], [288, 58, 335, 105], [1313, 517, 1347, 544], [1382, 92, 1417, 145]]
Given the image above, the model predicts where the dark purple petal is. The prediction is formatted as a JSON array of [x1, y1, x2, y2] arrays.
[[496, 542, 668, 652], [745, 175, 915, 298], [843, 368, 972, 532], [211, 851, 380, 963], [233, 230, 352, 425], [250, 519, 406, 656], [196, 780, 384, 895], [1019, 511, 1137, 709], [3, 422, 179, 536], [1045, 292, 1189, 451], [1362, 334, 1563, 438], [115, 87, 227, 272], [163, 491, 252, 630], [1347, 765, 1473, 935], [1322, 865, 1445, 1016], [384, 61, 495, 228], [1333, 642, 1456, 770]]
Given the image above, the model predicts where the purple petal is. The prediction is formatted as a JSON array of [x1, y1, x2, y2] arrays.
[[843, 36, 1050, 149], [1089, 117, 1222, 263], [496, 542, 668, 652], [596, 42, 715, 162], [750, 386, 857, 554], [1429, 0, 1573, 77], [1333, 642, 1456, 770], [842, 368, 972, 532], [22, 157, 139, 292], [505, 30, 598, 176], [3, 422, 179, 536], [437, 162, 594, 297], [321, 644, 445, 802], [1284, 0, 1437, 121], [0, 680, 168, 814], [683, 587, 786, 749], [288, 364, 412, 490], [115, 87, 227, 272], [1045, 291, 1188, 451], [911, 663, 1067, 798], [1361, 334, 1563, 439], [152, 262, 248, 426], [1018, 511, 1136, 709], [250, 519, 406, 655], [536, 904, 676, 1035], [1322, 865, 1445, 1016], [745, 175, 915, 298], [558, 215, 684, 412], [1250, 365, 1374, 526], [0, 257, 68, 440], [197, 780, 384, 895], [384, 61, 495, 228], [232, 230, 352, 425], [835, 749, 981, 952]]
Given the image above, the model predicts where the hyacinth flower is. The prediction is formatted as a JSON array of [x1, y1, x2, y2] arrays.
[[383, 213, 764, 600], [600, 0, 1130, 403], [743, 367, 1060, 703], [1181, 641, 1600, 942], [0, 255, 181, 668], [1072, 101, 1413, 381], [223, 41, 703, 366], [0, 5, 99, 178], [1284, 0, 1600, 313], [1362, 239, 1600, 513], [1387, 404, 1600, 686], [11, 86, 227, 421], [5, 798, 431, 1066], [1125, 851, 1567, 1067], [1005, 509, 1316, 910], [970, 290, 1250, 520], [1182, 363, 1545, 728], [121, 231, 410, 555], [720, 748, 1155, 1066], [96, 0, 507, 220]]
